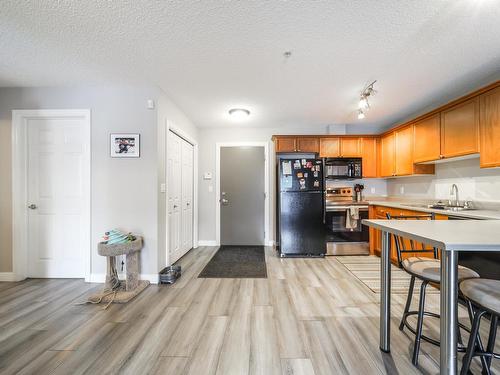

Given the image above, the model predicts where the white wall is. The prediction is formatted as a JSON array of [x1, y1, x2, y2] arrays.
[[387, 157, 500, 202], [0, 85, 196, 278], [197, 125, 388, 244]]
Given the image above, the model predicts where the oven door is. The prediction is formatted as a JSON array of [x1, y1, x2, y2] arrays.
[[325, 206, 369, 241]]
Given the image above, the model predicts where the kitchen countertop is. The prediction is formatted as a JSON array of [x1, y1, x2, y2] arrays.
[[367, 200, 500, 220], [363, 219, 500, 251]]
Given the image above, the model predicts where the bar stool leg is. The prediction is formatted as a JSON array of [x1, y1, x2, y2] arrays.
[[400, 276, 415, 331], [412, 280, 428, 366], [482, 315, 498, 375], [467, 301, 491, 372], [461, 310, 487, 375]]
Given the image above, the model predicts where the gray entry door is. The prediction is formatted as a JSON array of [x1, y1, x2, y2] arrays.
[[220, 146, 265, 245]]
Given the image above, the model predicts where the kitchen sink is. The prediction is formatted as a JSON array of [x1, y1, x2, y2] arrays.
[[403, 203, 475, 212]]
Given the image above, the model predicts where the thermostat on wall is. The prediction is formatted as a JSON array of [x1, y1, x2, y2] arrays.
[[203, 172, 212, 180]]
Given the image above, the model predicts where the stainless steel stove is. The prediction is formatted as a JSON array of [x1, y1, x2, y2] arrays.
[[324, 187, 370, 255]]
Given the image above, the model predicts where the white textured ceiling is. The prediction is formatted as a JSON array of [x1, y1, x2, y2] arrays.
[[1, 1, 500, 130]]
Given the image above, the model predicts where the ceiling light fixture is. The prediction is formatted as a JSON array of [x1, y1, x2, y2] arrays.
[[228, 108, 251, 120], [357, 80, 377, 119]]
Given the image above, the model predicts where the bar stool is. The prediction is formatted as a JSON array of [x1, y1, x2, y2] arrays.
[[460, 279, 500, 375], [386, 213, 480, 366]]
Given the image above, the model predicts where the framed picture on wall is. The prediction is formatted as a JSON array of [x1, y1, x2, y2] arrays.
[[110, 133, 140, 158]]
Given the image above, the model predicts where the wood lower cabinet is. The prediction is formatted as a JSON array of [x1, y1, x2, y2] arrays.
[[369, 205, 448, 264], [319, 137, 340, 157], [296, 137, 319, 153], [413, 114, 441, 163], [440, 97, 479, 158], [361, 137, 377, 177], [480, 86, 500, 168]]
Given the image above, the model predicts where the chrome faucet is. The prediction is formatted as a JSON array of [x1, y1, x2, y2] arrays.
[[449, 184, 459, 207]]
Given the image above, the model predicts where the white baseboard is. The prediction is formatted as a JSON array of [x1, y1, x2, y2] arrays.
[[197, 240, 218, 246], [0, 272, 20, 282], [89, 273, 159, 284]]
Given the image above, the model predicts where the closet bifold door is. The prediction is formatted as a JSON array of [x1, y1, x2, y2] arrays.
[[181, 138, 194, 255], [168, 131, 194, 265]]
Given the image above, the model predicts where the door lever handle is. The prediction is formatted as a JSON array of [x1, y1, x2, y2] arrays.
[[28, 204, 37, 209], [220, 198, 229, 205]]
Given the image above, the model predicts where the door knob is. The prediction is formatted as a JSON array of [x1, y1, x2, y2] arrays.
[[28, 204, 37, 209], [220, 198, 229, 205]]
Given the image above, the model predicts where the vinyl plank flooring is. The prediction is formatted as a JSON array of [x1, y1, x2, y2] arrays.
[[269, 279, 308, 359], [151, 356, 189, 375], [281, 359, 316, 375], [162, 278, 220, 357], [215, 279, 254, 375], [209, 278, 240, 315], [1, 248, 500, 375], [185, 316, 228, 375], [250, 306, 281, 375]]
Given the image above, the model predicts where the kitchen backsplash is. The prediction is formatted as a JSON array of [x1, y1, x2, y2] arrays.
[[325, 178, 387, 197], [387, 157, 500, 202]]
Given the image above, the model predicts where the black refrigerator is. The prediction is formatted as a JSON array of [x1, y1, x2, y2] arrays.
[[277, 158, 325, 257]]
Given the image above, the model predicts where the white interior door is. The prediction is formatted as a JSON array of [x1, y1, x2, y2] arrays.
[[26, 115, 90, 278], [168, 131, 194, 264], [168, 131, 182, 263], [181, 140, 194, 253]]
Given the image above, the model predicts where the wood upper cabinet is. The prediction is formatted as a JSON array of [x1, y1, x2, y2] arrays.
[[274, 136, 319, 153], [380, 132, 395, 177], [413, 114, 441, 163], [395, 126, 414, 176], [360, 137, 377, 177], [440, 97, 480, 158], [295, 137, 319, 153], [319, 137, 340, 157], [380, 127, 434, 177], [340, 137, 361, 157], [480, 86, 500, 168], [275, 137, 296, 153]]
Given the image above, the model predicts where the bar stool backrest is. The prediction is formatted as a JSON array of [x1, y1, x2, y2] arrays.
[[385, 213, 438, 267]]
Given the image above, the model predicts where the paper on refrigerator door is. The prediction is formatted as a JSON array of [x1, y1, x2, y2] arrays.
[[282, 160, 292, 175]]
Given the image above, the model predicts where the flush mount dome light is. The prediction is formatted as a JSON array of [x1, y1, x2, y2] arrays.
[[228, 108, 250, 120]]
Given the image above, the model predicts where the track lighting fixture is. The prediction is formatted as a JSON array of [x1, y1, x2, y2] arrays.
[[357, 80, 377, 120], [357, 109, 366, 120]]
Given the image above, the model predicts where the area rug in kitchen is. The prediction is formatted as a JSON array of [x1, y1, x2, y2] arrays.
[[335, 255, 439, 294], [198, 245, 267, 278]]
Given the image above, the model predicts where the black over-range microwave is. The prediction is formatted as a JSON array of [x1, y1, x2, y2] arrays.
[[324, 157, 362, 179]]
